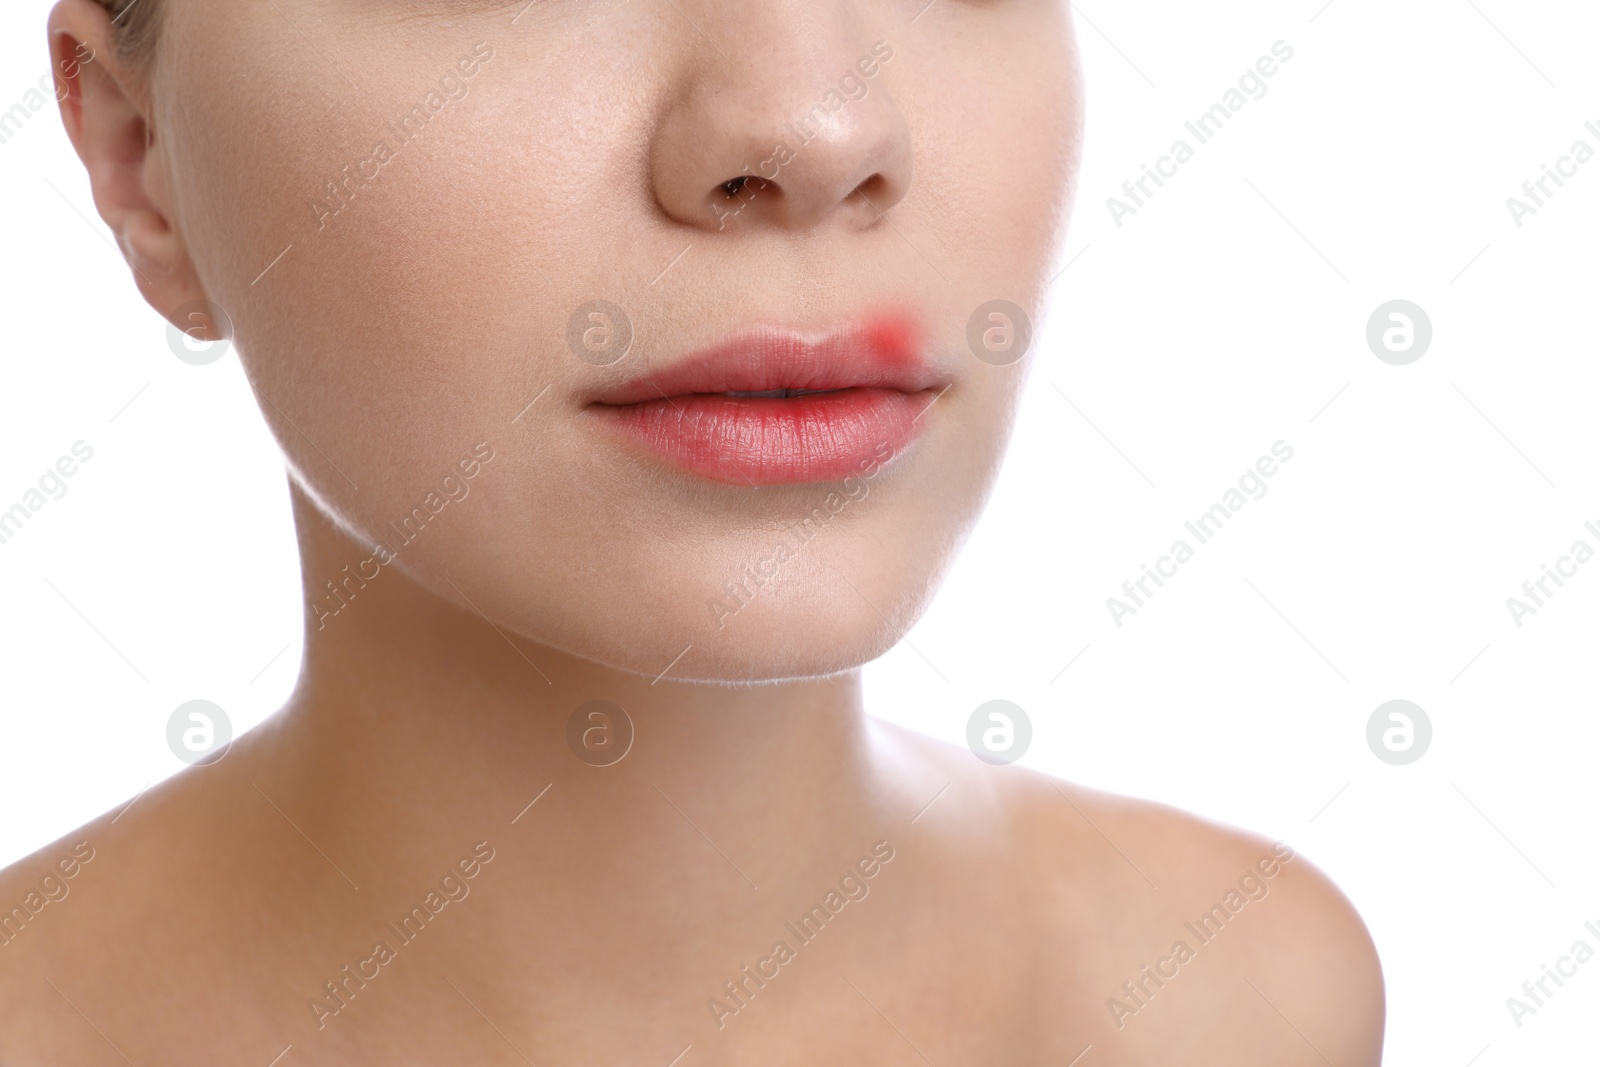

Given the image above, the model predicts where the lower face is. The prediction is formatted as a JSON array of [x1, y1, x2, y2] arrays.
[[155, 0, 1082, 681]]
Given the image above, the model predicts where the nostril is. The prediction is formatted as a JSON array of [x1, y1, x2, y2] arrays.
[[850, 172, 891, 208], [719, 175, 772, 199]]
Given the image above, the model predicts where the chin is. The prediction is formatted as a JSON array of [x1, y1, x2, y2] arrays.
[[518, 563, 940, 686], [667, 612, 909, 686]]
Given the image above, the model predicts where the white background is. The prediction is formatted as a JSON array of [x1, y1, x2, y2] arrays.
[[3, 1, 1598, 1062]]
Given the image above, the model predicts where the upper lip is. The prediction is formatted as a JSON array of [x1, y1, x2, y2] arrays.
[[591, 319, 944, 406]]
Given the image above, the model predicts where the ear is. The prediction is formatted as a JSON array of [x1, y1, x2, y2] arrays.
[[48, 0, 223, 340]]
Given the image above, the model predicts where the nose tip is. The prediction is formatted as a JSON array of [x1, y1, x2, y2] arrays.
[[651, 41, 913, 233], [709, 115, 912, 232]]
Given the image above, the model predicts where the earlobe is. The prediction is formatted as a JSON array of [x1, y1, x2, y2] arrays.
[[47, 0, 216, 337]]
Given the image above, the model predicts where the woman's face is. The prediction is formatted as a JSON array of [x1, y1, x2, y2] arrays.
[[149, 0, 1081, 681]]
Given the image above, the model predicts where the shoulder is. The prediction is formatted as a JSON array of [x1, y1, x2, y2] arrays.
[[1029, 778, 1386, 1063], [0, 833, 104, 954], [0, 819, 121, 1060], [0, 755, 273, 1063], [870, 722, 1384, 1063]]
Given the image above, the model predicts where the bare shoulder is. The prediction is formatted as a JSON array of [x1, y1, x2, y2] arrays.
[[871, 722, 1384, 1064], [0, 752, 284, 1065], [0, 813, 121, 1059], [1029, 777, 1385, 1064], [0, 814, 116, 955]]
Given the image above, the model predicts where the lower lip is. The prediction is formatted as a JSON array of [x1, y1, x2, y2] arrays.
[[592, 387, 930, 485]]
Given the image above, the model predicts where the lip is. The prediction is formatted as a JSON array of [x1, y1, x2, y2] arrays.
[[588, 313, 945, 485]]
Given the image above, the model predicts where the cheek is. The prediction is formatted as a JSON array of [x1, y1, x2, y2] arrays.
[[162, 26, 647, 540], [908, 9, 1080, 309]]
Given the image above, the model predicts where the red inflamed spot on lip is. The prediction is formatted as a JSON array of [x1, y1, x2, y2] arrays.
[[863, 312, 921, 367]]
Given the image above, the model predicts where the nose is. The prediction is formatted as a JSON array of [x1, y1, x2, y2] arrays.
[[650, 27, 912, 233]]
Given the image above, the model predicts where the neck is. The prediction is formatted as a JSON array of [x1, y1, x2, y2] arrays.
[[251, 484, 892, 909]]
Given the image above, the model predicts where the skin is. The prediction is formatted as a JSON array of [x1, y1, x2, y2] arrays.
[[0, 0, 1384, 1063]]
